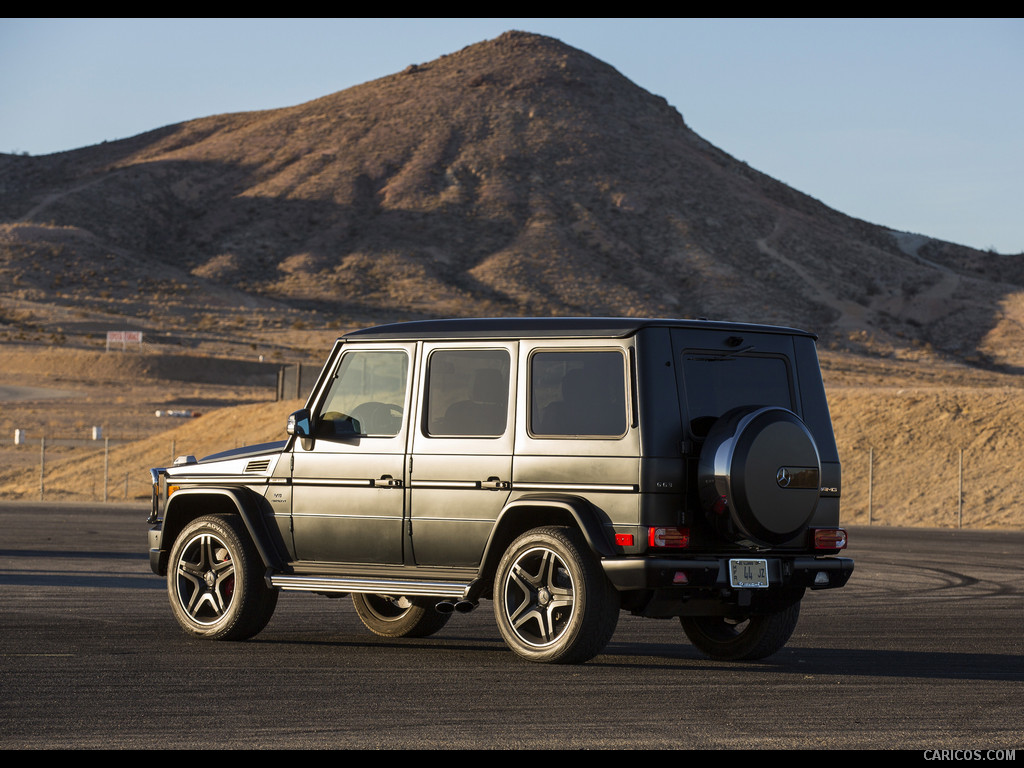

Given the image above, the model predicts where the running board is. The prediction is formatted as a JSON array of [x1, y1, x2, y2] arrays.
[[268, 574, 471, 600]]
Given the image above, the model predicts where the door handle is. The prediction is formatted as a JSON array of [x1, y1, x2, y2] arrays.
[[375, 475, 403, 488], [484, 477, 511, 490]]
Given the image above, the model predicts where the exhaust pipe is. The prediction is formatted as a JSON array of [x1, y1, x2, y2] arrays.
[[435, 600, 478, 614]]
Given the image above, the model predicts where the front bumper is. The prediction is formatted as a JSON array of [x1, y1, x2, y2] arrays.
[[148, 525, 167, 576]]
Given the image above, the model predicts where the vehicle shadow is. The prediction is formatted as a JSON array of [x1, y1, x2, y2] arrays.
[[598, 640, 1024, 681], [241, 630, 1023, 683]]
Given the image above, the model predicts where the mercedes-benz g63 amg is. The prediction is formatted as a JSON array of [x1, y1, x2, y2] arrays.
[[148, 317, 852, 663]]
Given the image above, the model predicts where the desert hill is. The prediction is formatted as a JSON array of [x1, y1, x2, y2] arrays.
[[1, 31, 1023, 529], [2, 30, 1023, 371]]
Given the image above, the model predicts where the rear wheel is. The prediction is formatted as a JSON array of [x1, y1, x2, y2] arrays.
[[167, 514, 277, 640], [351, 594, 450, 638], [680, 601, 800, 661], [493, 526, 619, 664]]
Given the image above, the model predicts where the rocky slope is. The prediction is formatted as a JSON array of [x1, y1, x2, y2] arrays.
[[2, 31, 1022, 370]]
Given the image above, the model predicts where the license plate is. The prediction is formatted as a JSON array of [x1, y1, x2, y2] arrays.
[[729, 559, 769, 588]]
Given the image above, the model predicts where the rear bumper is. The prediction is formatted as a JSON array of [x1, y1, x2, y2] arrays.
[[601, 554, 854, 591]]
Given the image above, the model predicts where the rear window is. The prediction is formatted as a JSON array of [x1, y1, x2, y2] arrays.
[[681, 353, 793, 438], [530, 350, 627, 438]]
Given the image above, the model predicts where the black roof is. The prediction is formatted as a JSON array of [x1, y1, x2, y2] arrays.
[[342, 317, 816, 341]]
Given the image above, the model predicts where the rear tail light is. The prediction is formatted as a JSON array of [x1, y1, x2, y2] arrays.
[[648, 526, 690, 549], [813, 528, 848, 550]]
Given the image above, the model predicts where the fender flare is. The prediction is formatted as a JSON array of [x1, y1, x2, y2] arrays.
[[157, 486, 285, 575], [474, 493, 616, 593]]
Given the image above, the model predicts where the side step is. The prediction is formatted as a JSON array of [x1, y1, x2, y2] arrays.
[[268, 574, 471, 600]]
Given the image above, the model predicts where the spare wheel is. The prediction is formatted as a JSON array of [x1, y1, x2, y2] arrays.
[[697, 406, 821, 545]]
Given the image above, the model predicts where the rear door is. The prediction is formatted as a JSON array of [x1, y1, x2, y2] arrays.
[[408, 342, 517, 566]]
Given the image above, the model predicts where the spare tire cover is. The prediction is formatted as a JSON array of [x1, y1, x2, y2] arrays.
[[698, 406, 821, 545]]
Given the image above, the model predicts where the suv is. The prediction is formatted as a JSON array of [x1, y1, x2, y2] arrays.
[[148, 317, 852, 664]]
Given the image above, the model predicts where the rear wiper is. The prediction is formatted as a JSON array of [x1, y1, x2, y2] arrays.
[[685, 345, 756, 362]]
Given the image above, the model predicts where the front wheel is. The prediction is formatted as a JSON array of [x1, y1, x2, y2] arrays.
[[351, 594, 450, 638], [167, 514, 277, 640], [493, 526, 619, 664], [680, 601, 801, 661]]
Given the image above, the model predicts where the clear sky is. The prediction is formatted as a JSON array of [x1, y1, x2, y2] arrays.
[[1, 18, 1021, 254]]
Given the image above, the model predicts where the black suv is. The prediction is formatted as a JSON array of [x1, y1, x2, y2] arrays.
[[148, 318, 852, 663]]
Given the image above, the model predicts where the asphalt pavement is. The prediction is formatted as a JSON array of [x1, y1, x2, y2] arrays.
[[1, 502, 1021, 749]]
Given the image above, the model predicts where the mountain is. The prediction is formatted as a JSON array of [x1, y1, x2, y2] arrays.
[[2, 30, 1023, 369]]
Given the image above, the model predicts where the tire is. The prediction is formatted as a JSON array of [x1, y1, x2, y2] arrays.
[[351, 594, 450, 638], [493, 526, 620, 664], [167, 514, 277, 640], [680, 600, 801, 661]]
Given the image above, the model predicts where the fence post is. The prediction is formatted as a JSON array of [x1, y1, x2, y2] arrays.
[[958, 448, 963, 529], [39, 436, 45, 501], [103, 437, 110, 502], [867, 447, 873, 525]]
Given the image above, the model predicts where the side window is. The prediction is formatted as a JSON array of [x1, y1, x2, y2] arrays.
[[425, 349, 510, 437], [530, 350, 627, 438], [316, 350, 408, 437]]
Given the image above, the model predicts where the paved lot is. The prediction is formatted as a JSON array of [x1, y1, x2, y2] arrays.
[[1, 502, 1021, 749]]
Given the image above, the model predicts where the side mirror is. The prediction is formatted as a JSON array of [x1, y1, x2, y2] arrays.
[[287, 409, 311, 437]]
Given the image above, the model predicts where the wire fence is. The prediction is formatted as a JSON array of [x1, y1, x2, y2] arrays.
[[834, 445, 1021, 530], [11, 435, 184, 503], [861, 447, 966, 525], [12, 434, 1021, 529]]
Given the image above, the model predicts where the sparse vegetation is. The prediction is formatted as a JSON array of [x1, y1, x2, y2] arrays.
[[1, 32, 1023, 526]]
